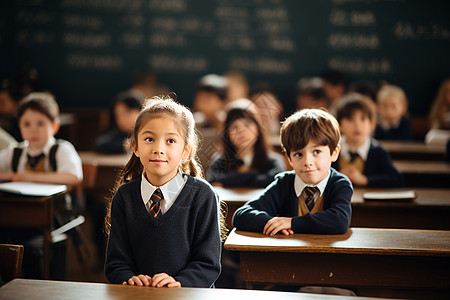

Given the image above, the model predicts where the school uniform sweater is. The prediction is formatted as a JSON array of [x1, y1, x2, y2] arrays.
[[206, 151, 286, 188], [105, 175, 222, 287], [374, 116, 414, 140], [332, 139, 404, 187], [232, 168, 353, 234]]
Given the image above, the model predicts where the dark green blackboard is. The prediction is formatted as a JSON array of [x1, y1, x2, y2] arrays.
[[1, 0, 449, 116]]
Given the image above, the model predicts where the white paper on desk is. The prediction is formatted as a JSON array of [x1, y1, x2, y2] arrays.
[[0, 182, 68, 196], [363, 190, 416, 201]]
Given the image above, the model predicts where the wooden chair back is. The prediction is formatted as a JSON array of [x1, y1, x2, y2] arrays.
[[0, 244, 24, 282]]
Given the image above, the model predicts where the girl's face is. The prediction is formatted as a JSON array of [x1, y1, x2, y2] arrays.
[[114, 102, 140, 133], [19, 109, 59, 151], [133, 116, 190, 186], [228, 117, 258, 155], [340, 110, 372, 147], [377, 94, 406, 125]]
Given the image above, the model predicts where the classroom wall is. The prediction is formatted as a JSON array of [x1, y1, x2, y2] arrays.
[[1, 0, 450, 117]]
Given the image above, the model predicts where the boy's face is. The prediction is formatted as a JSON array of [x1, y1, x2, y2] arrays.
[[340, 110, 372, 147], [377, 95, 406, 125], [193, 91, 224, 120], [288, 141, 340, 186], [19, 109, 58, 151]]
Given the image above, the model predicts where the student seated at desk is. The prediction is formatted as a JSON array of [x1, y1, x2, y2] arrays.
[[0, 92, 83, 278], [95, 95, 141, 154], [332, 94, 404, 187], [233, 108, 352, 235], [206, 99, 286, 188], [374, 84, 414, 140], [104, 96, 224, 288]]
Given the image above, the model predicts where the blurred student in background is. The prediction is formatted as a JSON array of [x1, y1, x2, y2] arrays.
[[193, 74, 228, 131], [295, 77, 329, 110], [0, 92, 83, 278], [429, 77, 450, 130], [95, 95, 142, 154], [332, 94, 403, 187], [224, 70, 249, 103], [250, 83, 284, 138], [0, 79, 23, 141], [374, 84, 414, 140], [320, 69, 348, 116], [206, 99, 286, 188]]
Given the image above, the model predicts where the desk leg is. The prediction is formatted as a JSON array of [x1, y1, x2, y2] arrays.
[[42, 198, 55, 279], [42, 228, 51, 279]]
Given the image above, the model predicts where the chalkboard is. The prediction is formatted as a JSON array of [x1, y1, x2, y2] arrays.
[[1, 0, 450, 116]]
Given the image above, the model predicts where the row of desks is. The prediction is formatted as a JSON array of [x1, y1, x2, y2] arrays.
[[0, 278, 389, 300], [269, 137, 448, 161], [224, 228, 450, 298], [217, 187, 450, 230]]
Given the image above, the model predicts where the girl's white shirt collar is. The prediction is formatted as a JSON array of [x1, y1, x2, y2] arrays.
[[340, 135, 370, 161], [294, 170, 330, 197], [140, 172, 187, 214]]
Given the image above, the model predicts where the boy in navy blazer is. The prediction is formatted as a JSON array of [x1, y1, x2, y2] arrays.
[[332, 94, 404, 187]]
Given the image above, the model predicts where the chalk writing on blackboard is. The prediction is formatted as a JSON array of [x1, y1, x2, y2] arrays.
[[149, 54, 208, 73], [63, 32, 111, 49], [394, 22, 450, 40], [328, 32, 379, 50], [328, 56, 392, 74], [66, 53, 122, 69], [329, 9, 376, 26], [63, 14, 103, 29]]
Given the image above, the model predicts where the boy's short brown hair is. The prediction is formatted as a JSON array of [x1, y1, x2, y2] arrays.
[[281, 108, 340, 157], [336, 93, 375, 123], [17, 92, 59, 122]]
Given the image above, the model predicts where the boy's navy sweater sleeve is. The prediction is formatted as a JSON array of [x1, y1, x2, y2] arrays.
[[105, 177, 221, 287], [232, 169, 353, 234], [206, 152, 285, 188], [364, 141, 404, 187]]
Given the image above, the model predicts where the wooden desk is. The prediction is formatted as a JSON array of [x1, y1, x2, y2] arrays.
[[351, 188, 450, 230], [380, 140, 446, 161], [79, 151, 129, 199], [0, 188, 71, 279], [0, 279, 384, 300], [393, 160, 450, 187], [216, 187, 450, 230], [224, 228, 450, 298]]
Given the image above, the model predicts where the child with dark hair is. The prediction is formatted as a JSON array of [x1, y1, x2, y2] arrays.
[[206, 99, 286, 188], [332, 94, 404, 187], [193, 74, 228, 130], [95, 95, 142, 154]]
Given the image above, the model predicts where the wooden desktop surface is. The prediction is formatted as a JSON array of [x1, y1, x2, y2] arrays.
[[270, 136, 447, 161], [0, 188, 71, 279], [0, 279, 384, 300], [217, 187, 450, 230], [380, 140, 446, 160], [224, 228, 450, 296], [393, 160, 450, 187]]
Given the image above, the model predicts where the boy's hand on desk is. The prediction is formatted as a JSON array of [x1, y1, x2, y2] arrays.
[[151, 273, 181, 288], [340, 166, 368, 186], [123, 274, 152, 286], [263, 217, 294, 236]]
